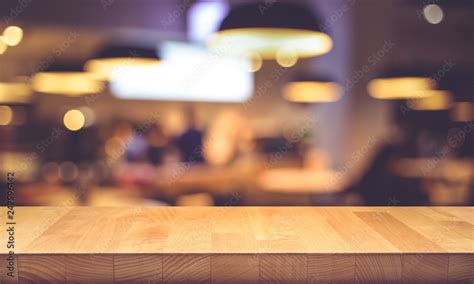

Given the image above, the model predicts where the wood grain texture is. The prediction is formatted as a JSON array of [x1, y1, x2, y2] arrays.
[[114, 254, 162, 283], [402, 254, 449, 282], [307, 254, 355, 283], [65, 255, 114, 283], [0, 207, 472, 283], [1, 207, 472, 254], [260, 254, 307, 283], [18, 255, 66, 283], [355, 254, 402, 283], [163, 254, 210, 283], [354, 211, 445, 252], [211, 254, 259, 284], [448, 254, 474, 282], [0, 253, 18, 283]]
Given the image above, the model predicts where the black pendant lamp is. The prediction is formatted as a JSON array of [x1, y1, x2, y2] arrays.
[[208, 2, 332, 67], [32, 62, 104, 96], [85, 44, 161, 81]]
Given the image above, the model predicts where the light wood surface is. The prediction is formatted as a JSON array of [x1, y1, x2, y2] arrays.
[[1, 206, 473, 283]]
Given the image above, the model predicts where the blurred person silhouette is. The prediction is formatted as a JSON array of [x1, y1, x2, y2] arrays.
[[175, 107, 205, 163], [346, 109, 427, 205], [147, 124, 168, 166], [125, 124, 148, 162]]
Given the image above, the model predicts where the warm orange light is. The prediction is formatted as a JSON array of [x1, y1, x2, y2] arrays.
[[0, 82, 32, 103], [246, 52, 262, 72], [33, 72, 104, 96], [2, 26, 23, 46], [368, 77, 436, 99], [283, 81, 341, 103], [63, 109, 85, 131], [84, 58, 161, 80], [276, 48, 298, 67], [0, 37, 7, 54], [0, 105, 13, 125], [105, 137, 125, 157], [208, 28, 333, 60], [408, 91, 452, 111]]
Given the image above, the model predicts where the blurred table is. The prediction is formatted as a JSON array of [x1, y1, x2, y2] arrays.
[[116, 163, 348, 205], [393, 158, 473, 181], [393, 158, 474, 205], [257, 169, 347, 193], [16, 183, 163, 206]]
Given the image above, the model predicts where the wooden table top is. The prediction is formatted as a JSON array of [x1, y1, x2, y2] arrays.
[[1, 206, 473, 254]]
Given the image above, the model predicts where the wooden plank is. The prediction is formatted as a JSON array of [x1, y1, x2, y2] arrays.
[[402, 254, 449, 282], [319, 208, 399, 253], [163, 208, 213, 253], [0, 253, 18, 283], [448, 254, 474, 282], [1, 207, 473, 255], [114, 254, 162, 283], [211, 254, 259, 284], [210, 208, 259, 253], [307, 254, 355, 283], [162, 254, 210, 283], [259, 254, 307, 283], [387, 208, 473, 252], [65, 255, 114, 283], [354, 211, 445, 252], [355, 254, 402, 283], [437, 207, 474, 224], [18, 255, 66, 283], [2, 207, 72, 254]]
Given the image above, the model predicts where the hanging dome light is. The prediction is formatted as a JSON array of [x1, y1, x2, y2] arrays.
[[0, 82, 32, 103], [368, 68, 437, 100], [208, 2, 332, 67], [85, 44, 161, 81], [283, 74, 341, 103], [32, 63, 104, 96], [408, 90, 453, 111]]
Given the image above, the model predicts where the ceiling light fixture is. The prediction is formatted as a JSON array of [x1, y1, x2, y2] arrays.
[[408, 90, 452, 111], [85, 45, 161, 81], [32, 63, 104, 96], [208, 2, 332, 68], [0, 82, 32, 103], [368, 68, 437, 100], [283, 75, 341, 103]]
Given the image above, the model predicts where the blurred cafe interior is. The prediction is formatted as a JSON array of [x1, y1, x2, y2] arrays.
[[0, 0, 473, 207]]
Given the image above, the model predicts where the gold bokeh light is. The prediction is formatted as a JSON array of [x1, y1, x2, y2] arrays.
[[208, 28, 333, 61], [63, 109, 85, 131], [0, 82, 32, 103], [276, 49, 298, 68], [33, 72, 104, 96], [408, 91, 452, 111], [2, 26, 23, 46], [84, 58, 161, 81], [0, 37, 7, 54], [283, 81, 341, 103], [0, 105, 13, 126], [368, 77, 436, 100]]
